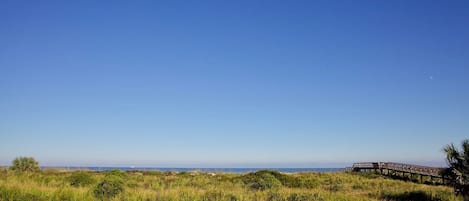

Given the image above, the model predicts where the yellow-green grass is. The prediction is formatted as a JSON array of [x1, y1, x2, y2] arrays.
[[0, 168, 462, 201]]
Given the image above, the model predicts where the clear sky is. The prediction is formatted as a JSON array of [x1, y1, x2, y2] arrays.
[[1, 1, 468, 168]]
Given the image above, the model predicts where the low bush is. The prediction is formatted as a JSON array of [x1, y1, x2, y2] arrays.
[[10, 157, 40, 172], [242, 170, 282, 190], [69, 171, 95, 187], [104, 169, 127, 178], [93, 170, 126, 200], [241, 170, 318, 189]]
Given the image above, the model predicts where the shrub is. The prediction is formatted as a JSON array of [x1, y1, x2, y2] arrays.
[[93, 176, 124, 200], [241, 170, 317, 190], [69, 171, 95, 187], [247, 170, 315, 188], [10, 157, 40, 172], [104, 169, 127, 178], [93, 170, 126, 200], [242, 170, 282, 190]]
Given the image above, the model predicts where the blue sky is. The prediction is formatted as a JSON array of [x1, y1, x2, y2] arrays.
[[1, 1, 468, 168]]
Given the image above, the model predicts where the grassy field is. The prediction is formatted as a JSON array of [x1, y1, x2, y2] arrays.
[[0, 168, 462, 201]]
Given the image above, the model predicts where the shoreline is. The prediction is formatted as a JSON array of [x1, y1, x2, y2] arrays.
[[3, 166, 345, 173]]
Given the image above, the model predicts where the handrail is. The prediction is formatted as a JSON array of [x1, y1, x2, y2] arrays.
[[351, 162, 443, 177]]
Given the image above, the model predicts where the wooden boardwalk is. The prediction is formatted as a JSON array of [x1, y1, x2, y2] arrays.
[[347, 162, 446, 183]]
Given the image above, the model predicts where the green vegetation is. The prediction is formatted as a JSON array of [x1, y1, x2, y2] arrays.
[[93, 171, 126, 200], [9, 157, 40, 172], [0, 169, 463, 201], [241, 170, 282, 190], [69, 171, 95, 187], [442, 139, 469, 199]]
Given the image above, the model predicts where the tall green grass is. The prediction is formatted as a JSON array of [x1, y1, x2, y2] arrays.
[[0, 168, 463, 201]]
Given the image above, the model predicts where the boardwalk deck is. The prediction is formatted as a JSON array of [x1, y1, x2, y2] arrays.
[[349, 162, 446, 183]]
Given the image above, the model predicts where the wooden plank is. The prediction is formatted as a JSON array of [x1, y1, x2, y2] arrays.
[[352, 162, 443, 177]]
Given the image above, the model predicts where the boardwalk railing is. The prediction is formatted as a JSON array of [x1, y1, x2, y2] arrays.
[[349, 162, 446, 183]]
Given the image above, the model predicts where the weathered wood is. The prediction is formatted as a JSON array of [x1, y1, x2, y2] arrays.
[[352, 162, 443, 178]]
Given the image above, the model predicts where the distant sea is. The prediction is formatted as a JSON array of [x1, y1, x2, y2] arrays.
[[42, 167, 343, 173]]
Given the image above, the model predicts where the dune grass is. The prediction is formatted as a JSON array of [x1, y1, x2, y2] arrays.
[[0, 167, 462, 201]]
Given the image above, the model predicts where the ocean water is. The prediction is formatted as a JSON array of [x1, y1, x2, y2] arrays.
[[45, 167, 344, 173]]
